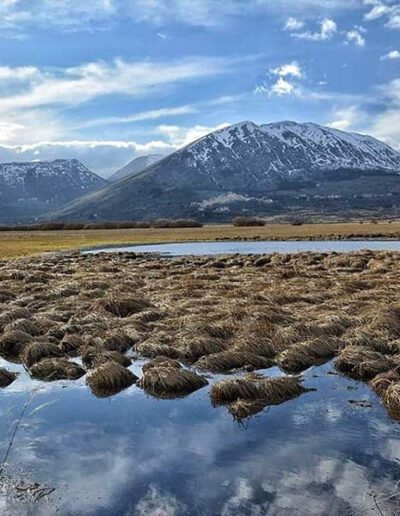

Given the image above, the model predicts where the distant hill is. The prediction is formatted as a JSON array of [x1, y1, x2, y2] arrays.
[[0, 159, 107, 223], [108, 154, 165, 182], [52, 121, 400, 222]]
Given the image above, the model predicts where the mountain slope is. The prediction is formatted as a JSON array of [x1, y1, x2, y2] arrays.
[[54, 121, 400, 222], [108, 154, 165, 182], [0, 159, 107, 223]]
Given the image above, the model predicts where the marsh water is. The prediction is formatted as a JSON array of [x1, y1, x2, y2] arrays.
[[1, 358, 400, 515], [86, 240, 400, 256]]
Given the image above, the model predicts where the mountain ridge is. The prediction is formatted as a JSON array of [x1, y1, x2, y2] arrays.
[[108, 154, 165, 182], [51, 120, 400, 221]]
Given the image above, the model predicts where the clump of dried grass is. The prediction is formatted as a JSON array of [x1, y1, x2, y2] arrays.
[[29, 358, 85, 381], [196, 350, 274, 373], [0, 307, 31, 331], [86, 361, 137, 397], [0, 367, 18, 387], [382, 382, 400, 420], [82, 348, 132, 369], [370, 370, 400, 396], [139, 366, 208, 399], [102, 331, 133, 353], [4, 318, 40, 336], [23, 341, 63, 368], [135, 341, 180, 359], [60, 334, 84, 356], [335, 346, 393, 380], [278, 338, 340, 373], [93, 295, 153, 317], [0, 330, 31, 360], [142, 356, 181, 372], [183, 336, 229, 362], [211, 375, 308, 421]]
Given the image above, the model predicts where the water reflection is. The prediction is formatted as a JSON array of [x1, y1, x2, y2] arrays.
[[85, 240, 400, 257], [0, 364, 400, 515]]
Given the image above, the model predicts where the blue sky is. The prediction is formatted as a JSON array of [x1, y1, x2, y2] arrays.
[[0, 0, 399, 176]]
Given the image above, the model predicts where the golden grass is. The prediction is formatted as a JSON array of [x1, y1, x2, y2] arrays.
[[3, 247, 400, 416], [2, 221, 400, 259], [86, 361, 137, 397], [29, 358, 85, 382], [139, 365, 208, 399]]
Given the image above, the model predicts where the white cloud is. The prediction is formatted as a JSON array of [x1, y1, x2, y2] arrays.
[[157, 122, 230, 147], [271, 61, 303, 78], [270, 77, 297, 96], [346, 29, 366, 46], [329, 105, 365, 130], [0, 57, 235, 114], [381, 49, 400, 60], [293, 18, 338, 41], [363, 1, 400, 29], [284, 17, 304, 31]]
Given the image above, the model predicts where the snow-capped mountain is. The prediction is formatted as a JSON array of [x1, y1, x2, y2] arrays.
[[108, 154, 165, 182], [54, 121, 400, 222], [0, 159, 107, 222]]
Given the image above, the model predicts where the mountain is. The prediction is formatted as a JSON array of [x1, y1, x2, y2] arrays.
[[0, 159, 107, 223], [54, 121, 400, 222], [108, 154, 165, 182]]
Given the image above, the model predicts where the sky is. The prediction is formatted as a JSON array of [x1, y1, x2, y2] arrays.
[[0, 0, 399, 176]]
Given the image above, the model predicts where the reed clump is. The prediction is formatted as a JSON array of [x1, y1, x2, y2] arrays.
[[86, 361, 137, 397], [139, 365, 208, 399], [82, 348, 132, 369], [23, 341, 63, 368], [0, 367, 18, 387], [278, 338, 340, 373], [335, 346, 393, 380], [195, 351, 274, 373], [29, 358, 85, 381]]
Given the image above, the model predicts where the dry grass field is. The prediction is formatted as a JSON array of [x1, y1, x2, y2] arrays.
[[2, 221, 400, 259], [2, 249, 400, 421]]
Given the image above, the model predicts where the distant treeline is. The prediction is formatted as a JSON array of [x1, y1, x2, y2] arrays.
[[0, 218, 204, 231]]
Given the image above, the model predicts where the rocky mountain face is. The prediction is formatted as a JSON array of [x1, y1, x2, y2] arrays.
[[0, 159, 107, 222], [54, 121, 400, 221], [108, 154, 165, 182]]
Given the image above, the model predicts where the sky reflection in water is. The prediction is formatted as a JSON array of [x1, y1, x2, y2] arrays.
[[0, 363, 400, 515]]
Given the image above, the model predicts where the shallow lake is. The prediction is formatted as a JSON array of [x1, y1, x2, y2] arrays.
[[1, 358, 400, 515], [85, 240, 400, 256]]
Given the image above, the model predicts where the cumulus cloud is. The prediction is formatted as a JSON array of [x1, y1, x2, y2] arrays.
[[363, 1, 400, 29], [284, 17, 305, 31], [256, 61, 303, 97], [293, 18, 338, 41], [381, 49, 400, 60], [346, 28, 366, 46]]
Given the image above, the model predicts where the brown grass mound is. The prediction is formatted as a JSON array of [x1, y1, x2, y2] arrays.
[[60, 334, 84, 356], [0, 367, 18, 387], [29, 358, 85, 381], [82, 348, 132, 368], [335, 346, 393, 380], [86, 361, 137, 397], [139, 366, 208, 399], [23, 341, 63, 368], [102, 332, 133, 353], [211, 375, 307, 421], [142, 356, 181, 372], [196, 351, 274, 373], [0, 307, 31, 330], [183, 337, 229, 362], [278, 338, 340, 373], [135, 341, 180, 359], [4, 318, 41, 336], [382, 382, 400, 419], [94, 296, 153, 317], [370, 370, 400, 396], [234, 338, 278, 359], [0, 330, 31, 360]]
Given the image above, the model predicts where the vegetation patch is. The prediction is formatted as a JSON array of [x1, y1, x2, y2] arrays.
[[86, 361, 137, 397], [29, 358, 85, 381]]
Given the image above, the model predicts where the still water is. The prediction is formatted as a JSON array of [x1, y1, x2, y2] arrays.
[[85, 240, 400, 256], [1, 358, 400, 515]]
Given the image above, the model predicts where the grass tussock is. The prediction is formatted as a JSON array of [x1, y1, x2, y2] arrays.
[[0, 330, 31, 360], [370, 370, 400, 396], [23, 341, 63, 368], [278, 338, 340, 373], [195, 350, 274, 373], [60, 334, 84, 356], [139, 366, 208, 399], [86, 361, 137, 397], [211, 375, 307, 421], [142, 356, 181, 372], [0, 367, 18, 387], [94, 296, 153, 317], [382, 382, 400, 420], [82, 348, 132, 369], [29, 358, 85, 381], [335, 346, 393, 380]]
